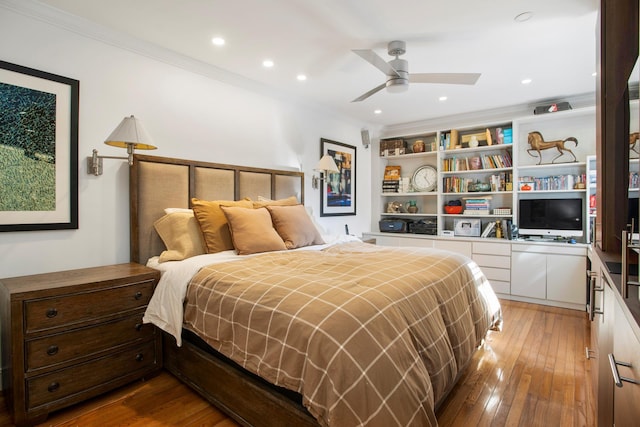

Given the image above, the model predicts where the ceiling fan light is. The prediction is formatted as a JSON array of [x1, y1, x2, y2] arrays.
[[386, 79, 408, 93]]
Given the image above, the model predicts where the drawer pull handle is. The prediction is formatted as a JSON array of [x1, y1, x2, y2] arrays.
[[46, 345, 59, 356], [46, 308, 58, 318], [134, 291, 143, 300], [585, 347, 596, 360], [135, 353, 144, 362], [135, 323, 143, 331], [47, 382, 60, 393], [608, 353, 640, 387]]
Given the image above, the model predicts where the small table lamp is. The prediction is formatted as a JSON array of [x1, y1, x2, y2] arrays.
[[312, 155, 339, 189]]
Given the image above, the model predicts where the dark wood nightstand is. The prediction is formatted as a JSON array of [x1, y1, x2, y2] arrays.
[[0, 263, 162, 426]]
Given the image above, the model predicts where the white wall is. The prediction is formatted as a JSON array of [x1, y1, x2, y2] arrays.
[[0, 4, 372, 278]]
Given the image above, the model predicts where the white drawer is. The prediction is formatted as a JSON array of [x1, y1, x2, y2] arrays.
[[473, 254, 510, 269], [473, 241, 511, 256], [480, 266, 510, 282], [489, 280, 510, 294]]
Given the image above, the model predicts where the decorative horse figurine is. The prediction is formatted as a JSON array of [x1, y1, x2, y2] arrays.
[[630, 132, 639, 154], [527, 131, 578, 165]]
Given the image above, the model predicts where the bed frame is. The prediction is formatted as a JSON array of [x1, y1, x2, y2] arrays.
[[129, 154, 319, 426]]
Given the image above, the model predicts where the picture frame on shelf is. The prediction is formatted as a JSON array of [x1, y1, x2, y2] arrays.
[[0, 60, 79, 231], [320, 138, 356, 217]]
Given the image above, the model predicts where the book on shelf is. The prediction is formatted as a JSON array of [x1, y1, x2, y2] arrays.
[[481, 221, 495, 238], [464, 209, 490, 215]]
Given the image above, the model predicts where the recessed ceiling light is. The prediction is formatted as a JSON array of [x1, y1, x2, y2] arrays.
[[439, 96, 448, 101], [296, 74, 307, 81], [211, 37, 225, 46], [521, 78, 532, 85], [374, 109, 382, 115], [514, 11, 533, 22], [263, 59, 274, 68]]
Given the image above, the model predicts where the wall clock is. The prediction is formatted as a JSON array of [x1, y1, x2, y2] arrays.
[[411, 165, 437, 192]]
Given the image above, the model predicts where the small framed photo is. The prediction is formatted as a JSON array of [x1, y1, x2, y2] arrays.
[[454, 218, 481, 237], [518, 181, 534, 191]]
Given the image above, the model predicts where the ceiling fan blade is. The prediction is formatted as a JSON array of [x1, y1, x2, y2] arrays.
[[352, 49, 400, 77], [410, 73, 481, 85], [351, 82, 387, 102]]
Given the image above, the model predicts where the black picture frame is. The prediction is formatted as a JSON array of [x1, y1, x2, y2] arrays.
[[0, 61, 79, 231], [320, 138, 356, 217]]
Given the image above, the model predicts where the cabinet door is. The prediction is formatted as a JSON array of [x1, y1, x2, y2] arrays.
[[546, 254, 586, 305], [433, 240, 472, 258], [511, 251, 546, 299], [612, 302, 640, 427], [597, 278, 615, 427]]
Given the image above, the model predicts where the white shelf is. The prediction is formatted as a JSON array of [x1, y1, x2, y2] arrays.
[[380, 212, 437, 217], [517, 189, 587, 194], [381, 151, 438, 160], [381, 192, 438, 197], [442, 191, 512, 197], [441, 214, 513, 218], [441, 167, 512, 175], [518, 161, 586, 171], [440, 144, 513, 156]]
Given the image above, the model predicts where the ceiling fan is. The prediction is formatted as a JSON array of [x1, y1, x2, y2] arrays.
[[351, 40, 481, 102]]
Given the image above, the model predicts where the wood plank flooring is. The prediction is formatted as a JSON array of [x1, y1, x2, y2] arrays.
[[0, 299, 595, 426]]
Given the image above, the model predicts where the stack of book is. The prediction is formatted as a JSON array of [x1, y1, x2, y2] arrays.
[[382, 180, 400, 193], [463, 197, 491, 215]]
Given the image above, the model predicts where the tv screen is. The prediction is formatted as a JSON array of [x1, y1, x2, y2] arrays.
[[518, 198, 583, 238]]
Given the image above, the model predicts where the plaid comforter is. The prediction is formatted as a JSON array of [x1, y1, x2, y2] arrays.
[[184, 242, 501, 426]]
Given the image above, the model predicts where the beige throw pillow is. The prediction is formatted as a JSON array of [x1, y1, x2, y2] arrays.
[[252, 195, 299, 208], [191, 198, 254, 253], [153, 212, 205, 262], [220, 206, 287, 255], [267, 204, 325, 249]]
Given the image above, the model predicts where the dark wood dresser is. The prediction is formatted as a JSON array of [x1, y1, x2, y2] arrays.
[[0, 263, 162, 426]]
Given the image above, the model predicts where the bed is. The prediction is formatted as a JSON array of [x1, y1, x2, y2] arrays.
[[130, 154, 502, 427]]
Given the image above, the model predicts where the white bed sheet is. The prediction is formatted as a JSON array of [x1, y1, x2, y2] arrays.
[[143, 234, 361, 345]]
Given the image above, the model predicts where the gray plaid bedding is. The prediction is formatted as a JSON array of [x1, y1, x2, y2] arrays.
[[184, 242, 501, 426]]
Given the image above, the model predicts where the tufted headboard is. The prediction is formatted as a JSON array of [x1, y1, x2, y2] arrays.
[[129, 154, 304, 263]]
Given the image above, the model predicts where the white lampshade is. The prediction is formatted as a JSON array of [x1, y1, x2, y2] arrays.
[[315, 155, 339, 172], [104, 115, 157, 150]]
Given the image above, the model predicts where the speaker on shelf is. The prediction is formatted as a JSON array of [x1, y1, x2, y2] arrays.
[[361, 129, 370, 148]]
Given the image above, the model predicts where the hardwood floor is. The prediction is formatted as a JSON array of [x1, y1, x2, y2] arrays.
[[0, 299, 594, 426]]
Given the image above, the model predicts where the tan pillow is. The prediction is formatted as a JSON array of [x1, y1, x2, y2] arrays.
[[252, 195, 299, 208], [220, 206, 287, 255], [191, 198, 254, 253], [266, 204, 325, 249], [153, 212, 205, 262]]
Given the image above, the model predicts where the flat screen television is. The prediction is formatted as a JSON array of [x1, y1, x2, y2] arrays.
[[518, 198, 583, 238]]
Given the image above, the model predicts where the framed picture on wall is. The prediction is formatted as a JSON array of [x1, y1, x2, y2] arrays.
[[0, 61, 79, 231], [320, 138, 356, 217]]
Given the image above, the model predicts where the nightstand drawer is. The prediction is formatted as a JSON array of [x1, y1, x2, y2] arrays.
[[24, 279, 155, 333], [26, 311, 156, 371], [26, 339, 158, 410]]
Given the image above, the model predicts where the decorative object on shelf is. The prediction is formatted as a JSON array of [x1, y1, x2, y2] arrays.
[[630, 131, 639, 154], [454, 218, 481, 237], [386, 201, 403, 213], [89, 115, 157, 176], [384, 165, 401, 180], [526, 131, 578, 165], [468, 180, 491, 192], [519, 182, 533, 191], [411, 165, 437, 192], [468, 135, 479, 148], [379, 139, 405, 156], [406, 200, 418, 213], [444, 199, 463, 214], [493, 208, 512, 216], [320, 138, 356, 217], [494, 220, 503, 239], [0, 60, 79, 232], [412, 140, 425, 153]]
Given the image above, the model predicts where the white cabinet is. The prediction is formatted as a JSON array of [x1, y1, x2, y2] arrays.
[[433, 239, 472, 258], [472, 241, 511, 294], [511, 243, 586, 308]]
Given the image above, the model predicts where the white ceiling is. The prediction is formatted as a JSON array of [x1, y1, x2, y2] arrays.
[[36, 0, 598, 127]]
